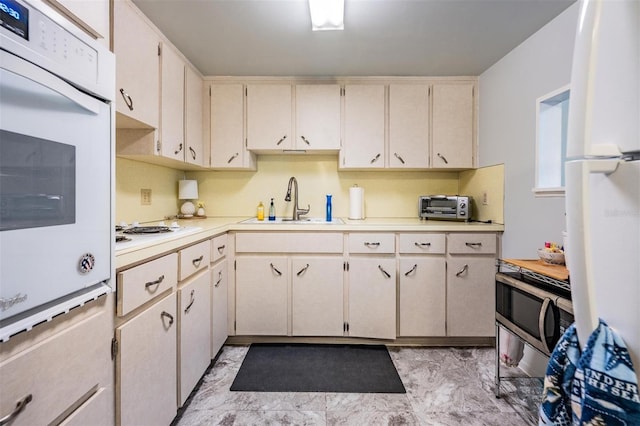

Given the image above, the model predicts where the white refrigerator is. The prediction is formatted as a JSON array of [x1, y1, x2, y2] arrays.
[[565, 0, 640, 377]]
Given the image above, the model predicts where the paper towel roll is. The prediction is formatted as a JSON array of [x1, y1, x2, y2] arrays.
[[349, 186, 365, 219]]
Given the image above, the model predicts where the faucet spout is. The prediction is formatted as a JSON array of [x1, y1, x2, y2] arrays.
[[284, 176, 310, 221]]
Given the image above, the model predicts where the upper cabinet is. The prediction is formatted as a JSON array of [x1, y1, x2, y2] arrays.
[[246, 84, 292, 151], [159, 44, 185, 162], [184, 66, 205, 167], [295, 85, 341, 151], [54, 0, 110, 47], [431, 83, 475, 169], [388, 84, 430, 169], [113, 0, 160, 129]]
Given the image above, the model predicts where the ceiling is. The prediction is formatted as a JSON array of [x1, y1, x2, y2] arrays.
[[132, 0, 576, 77]]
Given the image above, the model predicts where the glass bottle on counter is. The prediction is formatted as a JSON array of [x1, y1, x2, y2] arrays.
[[257, 201, 264, 221], [268, 198, 276, 221]]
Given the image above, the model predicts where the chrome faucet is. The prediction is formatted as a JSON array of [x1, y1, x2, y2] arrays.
[[284, 176, 310, 221]]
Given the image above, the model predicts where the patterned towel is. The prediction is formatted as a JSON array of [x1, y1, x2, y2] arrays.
[[539, 319, 640, 425]]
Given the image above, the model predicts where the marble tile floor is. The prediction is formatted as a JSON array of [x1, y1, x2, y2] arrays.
[[174, 345, 543, 426]]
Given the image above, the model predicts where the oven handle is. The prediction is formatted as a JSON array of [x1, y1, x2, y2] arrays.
[[539, 297, 553, 354], [1, 51, 101, 114]]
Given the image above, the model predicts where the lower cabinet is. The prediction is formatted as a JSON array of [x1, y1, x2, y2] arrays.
[[211, 259, 228, 356], [115, 292, 177, 426], [178, 269, 211, 407], [235, 256, 288, 335], [291, 257, 344, 336], [347, 257, 396, 340], [399, 257, 446, 336]]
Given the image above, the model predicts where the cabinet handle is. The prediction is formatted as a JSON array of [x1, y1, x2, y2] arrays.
[[415, 242, 431, 248], [404, 264, 418, 276], [539, 298, 553, 354], [296, 263, 310, 276], [393, 152, 405, 164], [437, 152, 449, 164], [465, 242, 482, 248], [456, 264, 469, 277], [145, 275, 165, 290], [174, 143, 183, 155], [192, 255, 204, 268], [270, 263, 282, 276], [189, 146, 196, 160], [227, 153, 239, 164], [119, 88, 134, 111], [364, 242, 380, 248], [300, 136, 311, 146], [161, 311, 174, 326], [184, 289, 195, 313], [378, 265, 391, 278], [0, 394, 32, 425], [215, 271, 223, 287], [217, 245, 226, 254], [276, 135, 287, 146], [370, 153, 381, 164]]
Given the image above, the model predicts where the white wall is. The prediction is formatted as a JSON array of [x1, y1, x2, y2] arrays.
[[478, 3, 579, 259]]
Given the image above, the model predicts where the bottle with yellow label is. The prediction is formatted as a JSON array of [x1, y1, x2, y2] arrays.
[[257, 202, 265, 221]]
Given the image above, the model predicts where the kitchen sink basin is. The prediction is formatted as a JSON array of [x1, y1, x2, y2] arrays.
[[240, 217, 344, 225]]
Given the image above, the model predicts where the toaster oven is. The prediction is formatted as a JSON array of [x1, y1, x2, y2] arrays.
[[419, 195, 472, 221]]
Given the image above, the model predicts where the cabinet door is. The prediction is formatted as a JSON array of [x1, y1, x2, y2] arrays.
[[295, 85, 341, 150], [389, 84, 429, 168], [178, 270, 211, 407], [211, 259, 228, 357], [431, 83, 475, 168], [160, 44, 185, 161], [56, 0, 110, 47], [116, 293, 177, 426], [446, 257, 495, 336], [235, 256, 288, 335], [292, 257, 344, 336], [246, 85, 292, 150], [185, 66, 204, 166], [341, 85, 385, 168], [347, 257, 396, 339], [210, 84, 254, 169], [399, 257, 446, 336], [113, 0, 160, 128]]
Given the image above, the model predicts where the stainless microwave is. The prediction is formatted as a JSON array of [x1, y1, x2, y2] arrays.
[[419, 195, 471, 221]]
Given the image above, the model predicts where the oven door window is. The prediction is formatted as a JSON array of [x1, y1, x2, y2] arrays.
[[0, 130, 75, 231]]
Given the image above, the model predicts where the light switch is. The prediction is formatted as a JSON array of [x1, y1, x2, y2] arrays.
[[141, 188, 152, 205]]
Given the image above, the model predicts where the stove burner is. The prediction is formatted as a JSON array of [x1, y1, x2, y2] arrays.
[[123, 226, 172, 235], [116, 235, 131, 243]]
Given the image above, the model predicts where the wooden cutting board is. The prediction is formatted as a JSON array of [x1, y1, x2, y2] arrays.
[[502, 258, 569, 282]]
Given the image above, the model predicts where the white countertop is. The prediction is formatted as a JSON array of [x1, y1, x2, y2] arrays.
[[115, 216, 504, 271]]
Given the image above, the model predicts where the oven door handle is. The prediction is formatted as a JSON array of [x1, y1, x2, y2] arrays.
[[1, 51, 101, 114], [539, 297, 553, 354]]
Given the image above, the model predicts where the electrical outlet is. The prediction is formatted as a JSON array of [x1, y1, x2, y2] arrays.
[[141, 189, 152, 205], [482, 191, 488, 206]]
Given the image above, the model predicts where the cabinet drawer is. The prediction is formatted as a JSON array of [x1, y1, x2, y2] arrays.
[[117, 253, 178, 316], [235, 232, 343, 253], [398, 233, 446, 254], [179, 241, 210, 281], [211, 233, 228, 263], [447, 233, 497, 255], [348, 233, 395, 254]]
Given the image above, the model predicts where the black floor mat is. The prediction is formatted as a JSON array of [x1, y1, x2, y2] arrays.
[[230, 343, 406, 393]]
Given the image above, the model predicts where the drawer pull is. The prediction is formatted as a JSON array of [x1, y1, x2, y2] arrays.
[[145, 275, 165, 290], [0, 394, 32, 425], [296, 263, 310, 276], [404, 264, 418, 276], [465, 242, 482, 248], [215, 271, 223, 287], [456, 264, 469, 277], [415, 242, 431, 248], [378, 265, 391, 278], [192, 255, 204, 267], [364, 242, 380, 248], [217, 244, 226, 254], [184, 290, 195, 313], [161, 311, 174, 326], [270, 263, 282, 276]]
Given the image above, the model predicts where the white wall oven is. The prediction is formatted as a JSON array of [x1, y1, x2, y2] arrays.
[[0, 0, 114, 340]]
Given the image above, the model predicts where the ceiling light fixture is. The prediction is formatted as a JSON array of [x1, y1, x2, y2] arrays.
[[308, 0, 344, 31]]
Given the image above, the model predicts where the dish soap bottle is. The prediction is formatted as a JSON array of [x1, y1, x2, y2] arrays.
[[326, 194, 332, 222], [257, 201, 264, 221], [268, 198, 276, 221]]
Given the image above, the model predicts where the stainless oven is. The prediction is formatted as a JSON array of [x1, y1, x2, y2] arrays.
[[0, 0, 114, 340], [495, 271, 573, 356]]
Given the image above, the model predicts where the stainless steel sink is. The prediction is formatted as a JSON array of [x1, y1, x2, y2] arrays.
[[241, 217, 344, 225]]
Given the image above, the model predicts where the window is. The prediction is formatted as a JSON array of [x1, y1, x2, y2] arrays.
[[534, 85, 570, 196]]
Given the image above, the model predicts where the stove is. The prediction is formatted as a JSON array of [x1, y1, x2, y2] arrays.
[[115, 222, 203, 251]]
